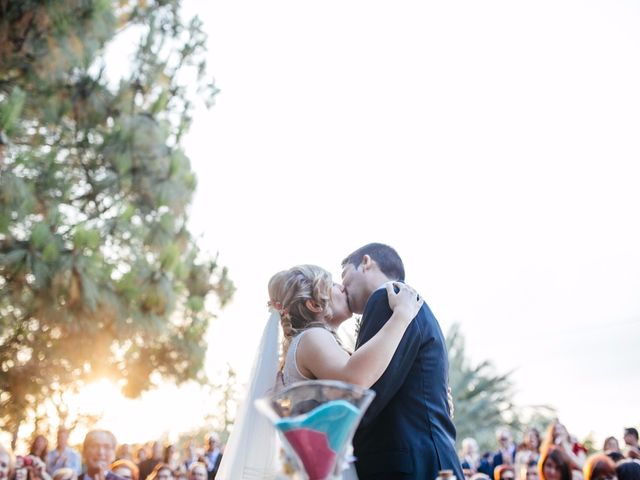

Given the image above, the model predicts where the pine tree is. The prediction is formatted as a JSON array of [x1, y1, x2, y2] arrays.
[[0, 0, 233, 447]]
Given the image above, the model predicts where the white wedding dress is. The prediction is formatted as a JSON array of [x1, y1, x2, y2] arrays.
[[215, 311, 281, 479], [217, 314, 359, 479]]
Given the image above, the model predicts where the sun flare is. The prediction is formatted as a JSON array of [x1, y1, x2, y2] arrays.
[[65, 379, 214, 446]]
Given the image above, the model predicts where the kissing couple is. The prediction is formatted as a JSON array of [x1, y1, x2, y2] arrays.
[[218, 242, 463, 480]]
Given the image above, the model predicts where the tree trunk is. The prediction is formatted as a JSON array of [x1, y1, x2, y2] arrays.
[[10, 420, 20, 451]]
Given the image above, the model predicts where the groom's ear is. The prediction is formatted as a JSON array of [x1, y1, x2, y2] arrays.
[[304, 299, 323, 313], [361, 254, 374, 272]]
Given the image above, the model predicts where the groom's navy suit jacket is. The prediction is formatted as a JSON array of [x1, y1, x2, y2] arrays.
[[353, 288, 464, 480]]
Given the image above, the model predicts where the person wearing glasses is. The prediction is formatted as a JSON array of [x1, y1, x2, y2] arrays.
[[493, 428, 517, 472]]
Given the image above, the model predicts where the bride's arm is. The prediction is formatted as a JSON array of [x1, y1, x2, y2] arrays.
[[298, 282, 422, 388]]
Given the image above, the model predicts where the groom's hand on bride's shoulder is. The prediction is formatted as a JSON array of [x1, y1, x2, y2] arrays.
[[386, 282, 423, 320]]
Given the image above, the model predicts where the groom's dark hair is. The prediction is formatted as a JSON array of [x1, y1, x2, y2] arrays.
[[342, 242, 405, 281]]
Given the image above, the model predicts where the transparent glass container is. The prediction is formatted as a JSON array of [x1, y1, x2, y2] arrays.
[[255, 379, 376, 480]]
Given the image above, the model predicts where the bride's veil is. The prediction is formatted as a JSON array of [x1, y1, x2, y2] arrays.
[[216, 310, 281, 479]]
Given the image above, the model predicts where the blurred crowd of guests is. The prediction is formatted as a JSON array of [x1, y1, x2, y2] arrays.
[[1, 420, 638, 480], [0, 428, 222, 480], [458, 421, 640, 480]]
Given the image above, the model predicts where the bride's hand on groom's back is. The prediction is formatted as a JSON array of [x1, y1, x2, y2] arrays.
[[385, 282, 423, 322]]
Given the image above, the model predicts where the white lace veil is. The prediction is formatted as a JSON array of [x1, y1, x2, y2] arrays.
[[216, 310, 281, 480]]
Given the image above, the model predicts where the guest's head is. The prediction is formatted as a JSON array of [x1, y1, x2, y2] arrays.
[[607, 452, 625, 463], [495, 465, 516, 480], [110, 459, 139, 480], [57, 428, 70, 450], [616, 460, 640, 480], [522, 428, 541, 452], [604, 437, 621, 454], [187, 463, 207, 480], [136, 446, 148, 463], [116, 444, 132, 461], [0, 445, 13, 480], [624, 429, 639, 448], [150, 442, 163, 461], [183, 442, 195, 460], [496, 427, 513, 449], [163, 445, 175, 465], [540, 446, 573, 480], [471, 474, 493, 480], [462, 437, 480, 459], [29, 435, 48, 461], [82, 430, 117, 476], [148, 463, 173, 480], [520, 460, 539, 480], [205, 434, 218, 452], [542, 420, 571, 451], [583, 454, 617, 480]]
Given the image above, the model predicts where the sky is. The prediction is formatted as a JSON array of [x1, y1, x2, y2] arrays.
[[9, 0, 639, 452], [178, 0, 640, 446]]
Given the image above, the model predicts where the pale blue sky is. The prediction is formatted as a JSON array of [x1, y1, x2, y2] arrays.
[[14, 0, 635, 450], [182, 0, 640, 446]]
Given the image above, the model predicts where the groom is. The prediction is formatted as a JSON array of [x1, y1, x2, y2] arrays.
[[341, 243, 463, 480]]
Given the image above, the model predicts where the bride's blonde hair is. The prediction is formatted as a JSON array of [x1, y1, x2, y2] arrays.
[[268, 264, 335, 371]]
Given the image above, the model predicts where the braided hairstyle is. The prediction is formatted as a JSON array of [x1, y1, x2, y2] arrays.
[[268, 265, 336, 374]]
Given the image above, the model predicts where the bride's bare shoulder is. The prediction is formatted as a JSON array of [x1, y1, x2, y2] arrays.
[[298, 327, 341, 353]]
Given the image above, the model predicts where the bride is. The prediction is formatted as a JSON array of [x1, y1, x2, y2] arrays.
[[217, 264, 423, 479]]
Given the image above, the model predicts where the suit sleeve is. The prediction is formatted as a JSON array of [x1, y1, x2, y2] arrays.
[[356, 289, 422, 428]]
